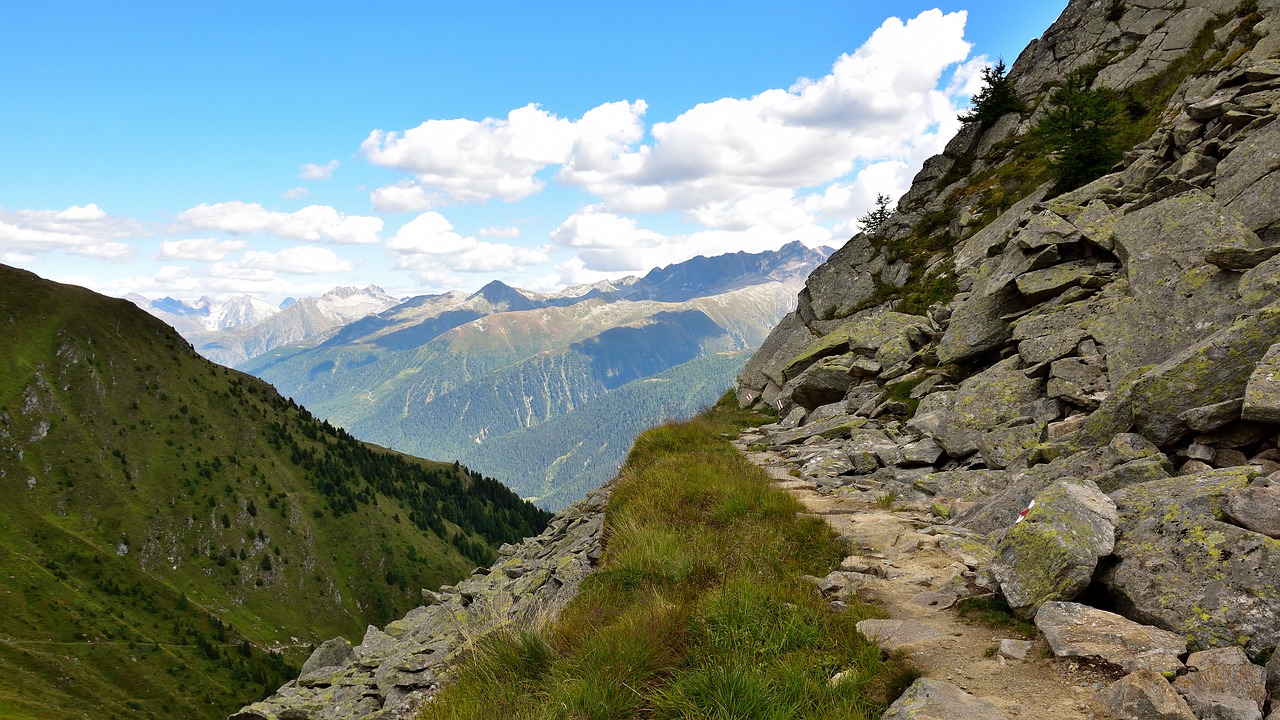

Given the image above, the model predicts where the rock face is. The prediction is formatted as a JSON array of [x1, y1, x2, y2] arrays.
[[735, 0, 1280, 680], [232, 484, 609, 720], [1035, 601, 1187, 675]]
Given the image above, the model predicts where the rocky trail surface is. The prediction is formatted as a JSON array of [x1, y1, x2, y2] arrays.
[[738, 436, 1116, 719]]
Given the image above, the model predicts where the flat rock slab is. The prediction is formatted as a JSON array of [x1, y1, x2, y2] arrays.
[[882, 678, 1011, 720], [1035, 601, 1186, 674], [856, 619, 944, 651]]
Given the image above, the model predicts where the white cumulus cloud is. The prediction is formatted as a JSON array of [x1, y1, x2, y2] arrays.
[[385, 211, 549, 283], [361, 101, 646, 205], [0, 203, 141, 262], [236, 246, 355, 275], [156, 238, 248, 262], [298, 160, 339, 180], [177, 201, 383, 245], [370, 180, 436, 213], [283, 187, 311, 200]]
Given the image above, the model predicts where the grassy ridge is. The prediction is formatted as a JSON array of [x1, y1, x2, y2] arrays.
[[419, 396, 917, 719]]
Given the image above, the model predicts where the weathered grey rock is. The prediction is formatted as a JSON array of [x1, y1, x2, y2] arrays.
[[767, 415, 868, 445], [782, 357, 857, 409], [300, 637, 355, 677], [1173, 647, 1266, 720], [955, 184, 1053, 271], [881, 678, 1011, 720], [1103, 467, 1280, 656], [900, 437, 945, 467], [1225, 485, 1280, 538], [1180, 398, 1245, 433], [1097, 668, 1198, 720], [937, 358, 1045, 458], [1102, 191, 1253, 384], [1130, 305, 1280, 445], [1049, 354, 1110, 409], [1015, 260, 1105, 301], [913, 469, 1008, 501], [978, 421, 1045, 470], [990, 479, 1118, 618], [1035, 601, 1187, 674], [1217, 120, 1280, 240], [1093, 456, 1173, 494], [1267, 642, 1280, 701], [998, 638, 1033, 661], [781, 312, 931, 382], [1243, 343, 1280, 423], [802, 236, 880, 321], [737, 312, 820, 395], [855, 619, 944, 651]]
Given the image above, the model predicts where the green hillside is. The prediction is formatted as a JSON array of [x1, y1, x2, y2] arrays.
[[459, 351, 753, 510], [0, 265, 550, 720]]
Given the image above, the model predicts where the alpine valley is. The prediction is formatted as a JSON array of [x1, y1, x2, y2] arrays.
[[229, 242, 831, 509], [0, 265, 549, 720]]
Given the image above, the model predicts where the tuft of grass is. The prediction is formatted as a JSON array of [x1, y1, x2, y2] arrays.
[[420, 402, 916, 719], [875, 493, 898, 510], [955, 595, 1038, 637]]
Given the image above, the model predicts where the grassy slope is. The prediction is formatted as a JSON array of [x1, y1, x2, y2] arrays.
[[0, 266, 549, 720], [419, 396, 917, 719]]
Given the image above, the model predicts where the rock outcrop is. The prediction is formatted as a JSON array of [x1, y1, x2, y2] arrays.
[[232, 484, 608, 720], [736, 0, 1280, 710]]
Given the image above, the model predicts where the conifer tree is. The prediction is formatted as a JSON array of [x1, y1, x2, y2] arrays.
[[958, 58, 1025, 128]]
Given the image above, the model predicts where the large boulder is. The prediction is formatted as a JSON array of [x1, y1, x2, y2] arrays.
[[936, 357, 1045, 458], [1102, 467, 1280, 656], [1216, 119, 1280, 242], [1129, 304, 1280, 445], [989, 479, 1118, 618], [1096, 669, 1197, 720], [1172, 647, 1266, 720], [1035, 601, 1187, 674], [1099, 191, 1253, 384]]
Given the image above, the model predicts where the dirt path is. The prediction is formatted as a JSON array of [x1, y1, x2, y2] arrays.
[[737, 443, 1114, 719]]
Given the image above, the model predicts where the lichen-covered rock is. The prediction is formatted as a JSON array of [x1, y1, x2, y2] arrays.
[[1216, 119, 1280, 241], [1104, 190, 1254, 383], [781, 356, 857, 409], [881, 678, 1011, 720], [780, 311, 930, 383], [937, 357, 1045, 458], [1129, 304, 1280, 445], [1243, 343, 1280, 423], [1096, 668, 1198, 720], [766, 415, 868, 445], [912, 469, 1009, 501], [1103, 467, 1280, 656], [978, 421, 1046, 470], [1035, 601, 1187, 674], [989, 479, 1117, 618]]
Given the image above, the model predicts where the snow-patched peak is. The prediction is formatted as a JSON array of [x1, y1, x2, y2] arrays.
[[311, 285, 400, 321]]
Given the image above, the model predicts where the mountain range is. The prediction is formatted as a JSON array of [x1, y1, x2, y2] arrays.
[[241, 242, 831, 508], [127, 285, 402, 367], [0, 265, 548, 720]]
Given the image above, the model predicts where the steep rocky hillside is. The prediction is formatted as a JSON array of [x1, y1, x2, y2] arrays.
[[738, 0, 1280, 704], [244, 245, 828, 509], [0, 265, 549, 720]]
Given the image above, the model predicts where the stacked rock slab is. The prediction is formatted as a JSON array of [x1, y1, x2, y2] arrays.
[[231, 484, 608, 720], [736, 0, 1280, 677]]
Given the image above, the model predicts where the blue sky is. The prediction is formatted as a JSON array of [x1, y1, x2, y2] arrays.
[[0, 1, 1066, 303]]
